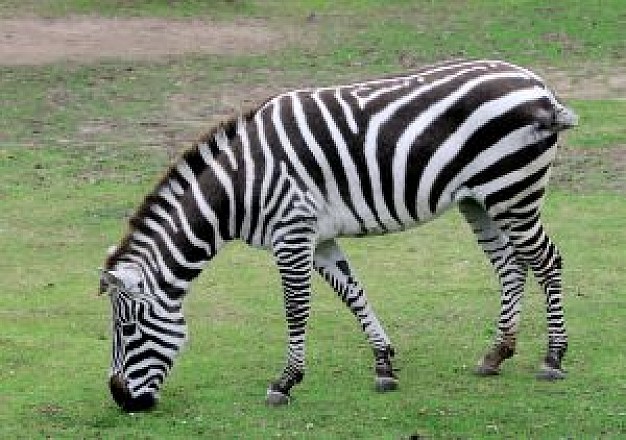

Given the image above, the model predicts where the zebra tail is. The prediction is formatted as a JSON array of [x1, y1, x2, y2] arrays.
[[538, 102, 579, 133]]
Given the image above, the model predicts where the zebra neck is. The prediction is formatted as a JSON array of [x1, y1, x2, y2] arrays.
[[144, 133, 242, 299], [107, 124, 244, 303]]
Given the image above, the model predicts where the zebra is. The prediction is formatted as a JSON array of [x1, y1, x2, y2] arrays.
[[99, 59, 578, 411]]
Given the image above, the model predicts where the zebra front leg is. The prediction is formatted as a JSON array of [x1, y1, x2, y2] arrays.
[[313, 240, 398, 392], [266, 228, 315, 406], [459, 201, 528, 376]]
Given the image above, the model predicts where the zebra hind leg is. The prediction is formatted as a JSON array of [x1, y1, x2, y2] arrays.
[[494, 209, 568, 380], [459, 201, 528, 376], [313, 239, 398, 392]]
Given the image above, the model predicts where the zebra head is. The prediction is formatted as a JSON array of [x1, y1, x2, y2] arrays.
[[100, 262, 187, 412]]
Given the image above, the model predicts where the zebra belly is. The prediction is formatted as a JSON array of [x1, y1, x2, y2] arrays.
[[315, 205, 365, 240], [315, 202, 432, 242]]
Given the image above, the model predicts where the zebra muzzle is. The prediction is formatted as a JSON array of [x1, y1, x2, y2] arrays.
[[109, 373, 156, 412]]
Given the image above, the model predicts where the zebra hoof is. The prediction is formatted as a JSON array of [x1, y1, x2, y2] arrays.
[[536, 365, 566, 381], [375, 376, 399, 392], [265, 389, 290, 406], [474, 364, 500, 377]]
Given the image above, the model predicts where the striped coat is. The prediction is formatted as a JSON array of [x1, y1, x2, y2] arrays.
[[101, 59, 577, 411]]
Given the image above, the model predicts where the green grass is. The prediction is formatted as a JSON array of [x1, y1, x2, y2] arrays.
[[1, 1, 625, 438]]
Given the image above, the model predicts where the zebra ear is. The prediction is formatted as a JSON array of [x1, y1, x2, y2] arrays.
[[99, 269, 123, 295], [101, 265, 145, 296], [106, 245, 118, 257]]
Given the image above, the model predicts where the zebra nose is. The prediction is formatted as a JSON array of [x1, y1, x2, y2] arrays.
[[109, 373, 156, 412]]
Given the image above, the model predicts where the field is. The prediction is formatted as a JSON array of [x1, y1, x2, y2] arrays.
[[1, 1, 625, 438]]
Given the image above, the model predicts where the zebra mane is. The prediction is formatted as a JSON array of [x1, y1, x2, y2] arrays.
[[105, 107, 258, 270]]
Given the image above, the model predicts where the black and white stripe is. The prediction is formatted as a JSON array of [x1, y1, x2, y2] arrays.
[[100, 59, 577, 410]]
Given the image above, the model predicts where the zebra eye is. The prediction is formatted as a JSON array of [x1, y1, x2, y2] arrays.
[[121, 322, 137, 337]]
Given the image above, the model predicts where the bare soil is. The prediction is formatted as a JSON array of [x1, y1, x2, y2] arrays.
[[538, 65, 626, 100], [552, 144, 626, 193], [0, 17, 284, 65]]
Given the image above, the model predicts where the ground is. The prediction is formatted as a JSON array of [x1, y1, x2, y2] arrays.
[[2, 16, 624, 193], [1, 17, 624, 99], [0, 17, 284, 65]]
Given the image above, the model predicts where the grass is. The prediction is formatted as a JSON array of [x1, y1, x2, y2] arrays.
[[1, 1, 625, 438]]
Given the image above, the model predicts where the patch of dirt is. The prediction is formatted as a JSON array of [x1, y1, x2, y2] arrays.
[[552, 144, 626, 193], [0, 17, 284, 65], [1, 16, 623, 101], [540, 66, 626, 100], [38, 403, 64, 416], [161, 82, 290, 153]]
